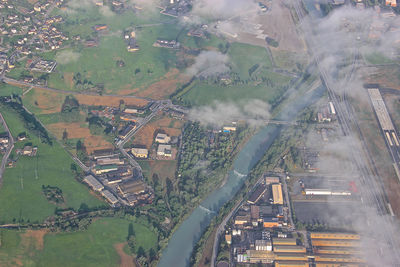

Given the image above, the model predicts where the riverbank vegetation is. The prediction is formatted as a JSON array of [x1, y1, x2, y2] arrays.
[[190, 107, 319, 266]]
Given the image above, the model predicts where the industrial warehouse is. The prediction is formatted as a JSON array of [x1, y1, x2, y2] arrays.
[[82, 149, 154, 207], [224, 172, 366, 266]]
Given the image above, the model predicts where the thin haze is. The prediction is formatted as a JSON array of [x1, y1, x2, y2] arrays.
[[301, 4, 400, 265], [189, 99, 271, 127]]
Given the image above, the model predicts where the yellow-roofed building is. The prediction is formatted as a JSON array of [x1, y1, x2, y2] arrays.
[[310, 232, 360, 240], [272, 183, 283, 205]]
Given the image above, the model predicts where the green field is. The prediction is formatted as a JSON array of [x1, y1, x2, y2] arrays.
[[364, 52, 397, 65], [0, 104, 104, 224], [44, 8, 185, 93], [0, 83, 23, 97], [0, 217, 158, 267], [179, 42, 293, 106], [182, 73, 292, 106], [228, 43, 273, 79], [178, 30, 229, 50]]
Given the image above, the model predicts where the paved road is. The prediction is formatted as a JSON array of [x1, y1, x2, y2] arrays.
[[116, 101, 172, 177], [210, 198, 243, 267], [0, 112, 14, 186]]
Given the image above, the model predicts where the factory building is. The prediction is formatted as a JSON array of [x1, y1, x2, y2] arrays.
[[310, 232, 364, 265], [265, 176, 280, 184], [263, 217, 280, 228], [304, 189, 351, 196], [131, 148, 148, 158], [274, 253, 308, 262], [329, 101, 336, 115], [310, 232, 360, 240], [311, 240, 360, 247], [83, 175, 104, 192], [101, 190, 118, 205], [272, 183, 283, 205], [273, 238, 297, 246], [255, 239, 272, 251], [314, 247, 361, 255], [248, 184, 267, 204], [273, 246, 306, 253], [275, 261, 309, 267], [314, 255, 365, 263], [246, 250, 275, 263]]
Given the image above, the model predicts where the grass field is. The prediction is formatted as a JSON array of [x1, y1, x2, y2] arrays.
[[178, 30, 229, 50], [182, 73, 292, 106], [364, 52, 396, 65], [0, 104, 104, 224], [0, 83, 23, 97], [0, 217, 158, 267], [179, 42, 293, 106], [228, 43, 273, 79], [45, 8, 184, 94], [271, 49, 308, 72]]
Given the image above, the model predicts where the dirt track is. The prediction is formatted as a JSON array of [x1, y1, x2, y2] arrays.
[[114, 243, 136, 267]]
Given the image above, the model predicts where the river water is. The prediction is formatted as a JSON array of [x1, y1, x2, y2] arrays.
[[158, 85, 325, 267]]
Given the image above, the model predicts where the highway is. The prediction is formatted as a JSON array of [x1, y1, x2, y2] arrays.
[[0, 112, 14, 186], [292, 0, 400, 263]]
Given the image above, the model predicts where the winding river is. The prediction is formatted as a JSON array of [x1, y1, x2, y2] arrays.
[[158, 84, 325, 267]]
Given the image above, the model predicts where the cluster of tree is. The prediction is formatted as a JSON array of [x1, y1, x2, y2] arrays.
[[87, 115, 110, 136], [73, 72, 96, 90], [76, 140, 88, 163], [170, 77, 196, 105], [126, 222, 158, 266], [153, 123, 247, 226], [0, 97, 52, 145], [295, 220, 330, 232], [198, 70, 288, 92], [41, 185, 64, 204], [61, 95, 80, 113], [265, 37, 279, 48]]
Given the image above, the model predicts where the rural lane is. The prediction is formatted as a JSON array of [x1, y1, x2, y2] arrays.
[[0, 112, 14, 187]]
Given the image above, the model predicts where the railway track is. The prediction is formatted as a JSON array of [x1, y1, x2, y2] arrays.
[[291, 1, 400, 263]]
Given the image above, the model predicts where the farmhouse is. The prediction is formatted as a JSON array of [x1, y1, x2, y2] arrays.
[[0, 135, 8, 144], [93, 24, 108, 32], [18, 146, 37, 156], [153, 39, 180, 49]]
